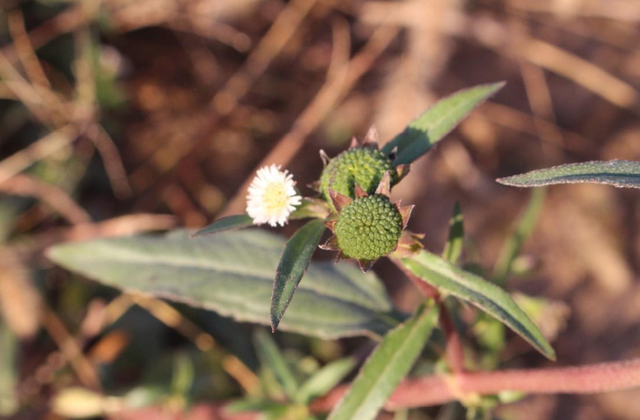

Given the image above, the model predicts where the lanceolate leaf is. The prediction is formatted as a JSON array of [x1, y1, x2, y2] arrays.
[[493, 188, 546, 284], [497, 160, 640, 189], [254, 329, 299, 401], [442, 202, 464, 264], [271, 219, 326, 331], [399, 251, 555, 360], [382, 82, 505, 166], [327, 302, 439, 420], [296, 357, 357, 404], [47, 230, 397, 339], [191, 214, 253, 237]]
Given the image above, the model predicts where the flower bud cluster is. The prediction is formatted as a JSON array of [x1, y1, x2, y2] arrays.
[[335, 194, 403, 261], [320, 147, 397, 204]]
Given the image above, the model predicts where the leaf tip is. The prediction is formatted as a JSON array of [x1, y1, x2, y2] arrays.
[[269, 305, 282, 333], [495, 176, 525, 187], [487, 80, 507, 94], [541, 344, 557, 361]]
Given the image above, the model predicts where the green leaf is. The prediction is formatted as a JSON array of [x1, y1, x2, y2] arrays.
[[0, 323, 18, 416], [399, 251, 555, 360], [442, 202, 464, 264], [254, 329, 299, 401], [296, 357, 357, 404], [493, 188, 546, 284], [327, 302, 439, 420], [170, 353, 194, 399], [497, 160, 640, 189], [271, 220, 326, 331], [224, 399, 285, 414], [47, 230, 397, 339], [382, 82, 505, 165], [191, 214, 253, 237]]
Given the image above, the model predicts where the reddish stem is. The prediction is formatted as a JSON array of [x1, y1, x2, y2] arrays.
[[390, 257, 465, 373], [310, 358, 640, 412], [438, 302, 465, 374], [390, 256, 439, 299]]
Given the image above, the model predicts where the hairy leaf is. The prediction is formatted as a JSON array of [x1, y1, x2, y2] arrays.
[[382, 82, 505, 165], [47, 230, 397, 339], [327, 302, 439, 420], [271, 219, 326, 331], [497, 160, 640, 189], [399, 251, 555, 360]]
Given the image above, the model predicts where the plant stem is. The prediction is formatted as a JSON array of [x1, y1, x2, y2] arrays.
[[310, 357, 640, 412], [390, 257, 465, 373], [390, 256, 439, 298], [438, 302, 465, 374]]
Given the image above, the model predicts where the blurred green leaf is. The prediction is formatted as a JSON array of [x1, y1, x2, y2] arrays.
[[224, 399, 285, 413], [493, 188, 546, 284], [254, 329, 299, 401], [0, 199, 22, 242], [399, 251, 555, 360], [271, 219, 326, 331], [170, 353, 194, 402], [382, 82, 505, 165], [497, 390, 526, 404], [327, 302, 439, 420], [297, 357, 357, 404], [0, 323, 18, 416], [497, 160, 640, 189], [47, 230, 397, 339], [192, 214, 254, 237], [472, 315, 505, 369], [442, 202, 464, 264]]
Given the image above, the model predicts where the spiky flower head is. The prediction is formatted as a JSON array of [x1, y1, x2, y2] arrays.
[[318, 127, 409, 211], [246, 164, 302, 227], [320, 172, 414, 271]]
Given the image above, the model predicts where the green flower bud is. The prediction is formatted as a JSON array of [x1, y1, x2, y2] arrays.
[[320, 147, 396, 207], [335, 194, 403, 261]]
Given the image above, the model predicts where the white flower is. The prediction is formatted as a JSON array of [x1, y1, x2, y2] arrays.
[[246, 164, 302, 227]]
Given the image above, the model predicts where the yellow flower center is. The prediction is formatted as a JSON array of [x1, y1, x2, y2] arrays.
[[262, 183, 289, 214]]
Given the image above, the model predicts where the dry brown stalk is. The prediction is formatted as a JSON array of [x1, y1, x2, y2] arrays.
[[0, 173, 91, 225], [129, 0, 320, 190], [0, 124, 82, 185], [222, 23, 401, 215], [40, 304, 103, 391]]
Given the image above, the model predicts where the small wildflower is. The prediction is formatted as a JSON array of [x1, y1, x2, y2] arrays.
[[246, 164, 302, 227]]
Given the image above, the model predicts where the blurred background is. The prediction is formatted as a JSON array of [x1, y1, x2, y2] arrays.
[[1, 0, 640, 419]]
